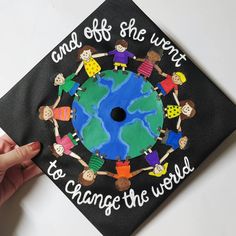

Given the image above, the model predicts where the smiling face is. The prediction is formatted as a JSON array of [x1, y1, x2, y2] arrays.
[[115, 178, 131, 192], [80, 49, 92, 61], [115, 44, 127, 52], [179, 136, 188, 150], [53, 143, 64, 156], [147, 50, 160, 63], [153, 164, 164, 174], [182, 103, 193, 117], [54, 73, 65, 86], [43, 106, 53, 120], [172, 73, 182, 85], [82, 169, 95, 181]]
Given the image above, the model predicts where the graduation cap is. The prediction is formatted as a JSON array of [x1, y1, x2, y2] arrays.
[[0, 0, 235, 235]]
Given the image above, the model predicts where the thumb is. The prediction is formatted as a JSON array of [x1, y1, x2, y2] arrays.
[[0, 141, 41, 171]]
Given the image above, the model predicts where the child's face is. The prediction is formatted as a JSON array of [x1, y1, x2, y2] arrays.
[[53, 143, 64, 156], [54, 73, 65, 86], [43, 106, 53, 120], [147, 51, 160, 63], [115, 44, 127, 52], [172, 73, 182, 85], [83, 169, 95, 181], [116, 178, 131, 191], [182, 103, 193, 117], [153, 164, 164, 174], [179, 136, 188, 150], [80, 50, 92, 61]]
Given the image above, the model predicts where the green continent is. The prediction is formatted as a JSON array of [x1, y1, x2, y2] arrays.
[[121, 120, 156, 158], [79, 78, 109, 115], [103, 70, 130, 91], [141, 81, 153, 93], [82, 117, 109, 150], [128, 92, 159, 114]]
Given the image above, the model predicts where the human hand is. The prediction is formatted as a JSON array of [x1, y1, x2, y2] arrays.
[[0, 135, 42, 207]]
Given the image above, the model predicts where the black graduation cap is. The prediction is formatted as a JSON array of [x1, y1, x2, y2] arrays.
[[0, 0, 235, 235]]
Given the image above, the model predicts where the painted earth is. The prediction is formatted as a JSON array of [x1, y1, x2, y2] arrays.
[[72, 70, 164, 160]]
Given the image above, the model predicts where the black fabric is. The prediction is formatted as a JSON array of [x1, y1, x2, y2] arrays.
[[0, 0, 235, 235]]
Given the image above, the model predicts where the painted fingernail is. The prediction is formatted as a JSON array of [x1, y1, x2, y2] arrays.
[[29, 141, 41, 151]]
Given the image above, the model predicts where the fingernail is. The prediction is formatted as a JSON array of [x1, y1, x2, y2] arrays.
[[29, 141, 41, 151]]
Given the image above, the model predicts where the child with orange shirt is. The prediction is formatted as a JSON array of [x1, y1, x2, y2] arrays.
[[106, 157, 147, 192]]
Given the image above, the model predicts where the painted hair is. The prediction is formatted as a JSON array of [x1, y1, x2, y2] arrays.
[[77, 45, 97, 61], [115, 39, 128, 48], [78, 170, 96, 187], [38, 106, 53, 120], [49, 145, 60, 158], [148, 47, 163, 58], [115, 177, 131, 192], [180, 100, 196, 120]]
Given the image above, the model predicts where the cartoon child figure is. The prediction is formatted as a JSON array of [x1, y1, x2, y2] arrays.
[[38, 97, 75, 123], [106, 156, 146, 192], [136, 47, 163, 80], [76, 45, 108, 80], [165, 93, 196, 129], [153, 72, 187, 98], [141, 148, 168, 177], [157, 127, 189, 162], [53, 73, 85, 103], [108, 39, 136, 74], [77, 151, 107, 187], [50, 120, 82, 158]]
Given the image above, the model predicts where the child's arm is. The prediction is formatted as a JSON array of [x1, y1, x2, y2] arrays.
[[53, 119, 59, 127], [131, 168, 143, 177], [154, 64, 162, 75], [176, 117, 182, 130], [69, 152, 88, 167], [97, 171, 109, 176], [52, 96, 61, 109], [75, 61, 84, 75], [105, 172, 116, 178], [136, 58, 145, 62], [174, 89, 179, 97], [142, 166, 154, 171], [161, 72, 168, 77], [53, 120, 60, 137], [173, 92, 180, 105], [92, 53, 108, 58], [160, 148, 174, 163]]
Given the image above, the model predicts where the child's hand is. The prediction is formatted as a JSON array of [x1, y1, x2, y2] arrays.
[[0, 135, 41, 207]]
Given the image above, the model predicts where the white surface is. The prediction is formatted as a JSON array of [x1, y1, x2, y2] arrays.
[[0, 0, 235, 235]]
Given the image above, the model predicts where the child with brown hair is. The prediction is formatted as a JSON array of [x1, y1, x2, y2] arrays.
[[157, 127, 189, 162], [77, 151, 107, 187], [105, 156, 147, 192], [52, 73, 85, 102], [49, 120, 82, 158], [76, 45, 108, 80], [136, 47, 163, 80], [38, 95, 75, 123], [164, 93, 196, 129], [108, 39, 136, 74]]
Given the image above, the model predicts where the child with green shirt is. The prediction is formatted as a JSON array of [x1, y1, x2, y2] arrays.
[[52, 73, 86, 103]]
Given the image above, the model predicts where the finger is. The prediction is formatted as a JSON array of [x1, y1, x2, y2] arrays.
[[21, 160, 34, 169], [23, 164, 42, 183], [0, 142, 41, 171], [1, 134, 16, 146], [0, 135, 16, 153]]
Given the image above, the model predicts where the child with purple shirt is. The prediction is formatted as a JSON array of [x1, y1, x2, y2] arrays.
[[108, 39, 136, 74]]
